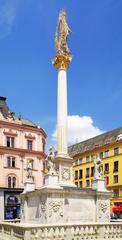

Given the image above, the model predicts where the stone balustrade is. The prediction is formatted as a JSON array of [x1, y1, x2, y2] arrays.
[[0, 222, 122, 240]]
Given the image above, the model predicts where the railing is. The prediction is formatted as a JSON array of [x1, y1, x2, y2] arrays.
[[0, 222, 122, 240]]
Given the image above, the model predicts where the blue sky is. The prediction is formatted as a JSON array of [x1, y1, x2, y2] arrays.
[[0, 0, 122, 147]]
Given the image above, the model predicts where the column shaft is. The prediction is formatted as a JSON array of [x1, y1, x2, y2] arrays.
[[57, 69, 68, 156]]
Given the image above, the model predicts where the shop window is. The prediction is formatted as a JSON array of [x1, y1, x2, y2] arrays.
[[75, 171, 78, 180], [79, 181, 82, 188], [91, 166, 94, 177], [86, 180, 90, 187], [7, 157, 16, 168], [27, 140, 33, 150], [114, 161, 118, 173], [113, 189, 119, 197], [6, 137, 14, 148], [104, 163, 109, 174], [114, 148, 119, 156], [114, 175, 118, 184], [79, 169, 83, 178], [99, 152, 103, 159], [104, 150, 109, 158], [86, 156, 90, 163]]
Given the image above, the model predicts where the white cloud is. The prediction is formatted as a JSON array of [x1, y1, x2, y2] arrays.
[[52, 115, 104, 145], [0, 0, 18, 38]]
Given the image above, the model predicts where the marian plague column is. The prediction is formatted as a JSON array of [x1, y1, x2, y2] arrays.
[[52, 10, 74, 186]]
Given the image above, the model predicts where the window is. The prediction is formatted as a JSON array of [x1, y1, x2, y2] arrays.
[[91, 155, 95, 161], [75, 182, 78, 187], [79, 181, 82, 188], [104, 150, 109, 158], [8, 177, 11, 188], [86, 180, 90, 187], [104, 163, 109, 174], [75, 159, 79, 165], [42, 138, 45, 152], [79, 169, 83, 178], [86, 168, 90, 178], [6, 137, 14, 148], [27, 140, 32, 150], [91, 166, 94, 177], [114, 175, 118, 184], [79, 158, 83, 164], [99, 152, 103, 159], [8, 176, 17, 188], [114, 148, 119, 156], [7, 157, 16, 168], [114, 161, 118, 172], [12, 177, 16, 188], [75, 171, 78, 180], [86, 156, 90, 163], [113, 189, 119, 197]]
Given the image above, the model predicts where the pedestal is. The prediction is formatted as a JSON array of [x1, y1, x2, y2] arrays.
[[54, 155, 75, 187], [92, 179, 107, 192], [23, 178, 35, 193], [44, 173, 59, 187]]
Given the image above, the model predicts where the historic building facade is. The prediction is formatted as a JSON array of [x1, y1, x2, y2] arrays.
[[69, 127, 122, 219], [0, 96, 46, 220]]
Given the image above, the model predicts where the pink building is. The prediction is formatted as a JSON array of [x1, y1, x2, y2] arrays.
[[0, 96, 47, 219]]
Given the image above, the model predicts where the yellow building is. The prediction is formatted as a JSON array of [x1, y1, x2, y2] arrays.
[[69, 127, 122, 218]]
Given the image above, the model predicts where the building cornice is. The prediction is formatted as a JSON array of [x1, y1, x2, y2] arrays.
[[0, 146, 46, 159], [0, 120, 47, 138]]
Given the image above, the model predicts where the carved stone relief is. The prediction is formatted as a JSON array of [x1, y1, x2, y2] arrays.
[[61, 167, 70, 181], [48, 200, 63, 218], [97, 200, 110, 221]]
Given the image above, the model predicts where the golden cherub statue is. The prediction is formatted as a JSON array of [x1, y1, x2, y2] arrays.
[[55, 10, 71, 55]]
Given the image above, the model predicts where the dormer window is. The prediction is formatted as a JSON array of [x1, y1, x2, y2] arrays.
[[6, 136, 14, 148]]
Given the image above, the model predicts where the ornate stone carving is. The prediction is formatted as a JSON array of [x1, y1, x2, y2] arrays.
[[48, 200, 63, 218], [62, 167, 70, 181], [97, 200, 110, 221], [39, 199, 47, 219]]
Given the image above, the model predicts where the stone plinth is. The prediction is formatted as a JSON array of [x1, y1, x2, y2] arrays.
[[44, 173, 59, 187], [54, 155, 75, 187], [92, 179, 107, 192], [23, 178, 35, 193], [21, 186, 112, 224]]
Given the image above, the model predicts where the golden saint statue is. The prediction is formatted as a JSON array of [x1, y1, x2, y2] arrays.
[[55, 10, 71, 55]]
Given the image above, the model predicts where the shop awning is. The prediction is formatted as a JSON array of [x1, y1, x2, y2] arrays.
[[113, 207, 122, 212]]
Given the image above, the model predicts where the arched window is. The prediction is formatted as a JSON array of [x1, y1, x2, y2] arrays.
[[8, 177, 11, 188], [12, 177, 16, 188], [8, 176, 17, 188]]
